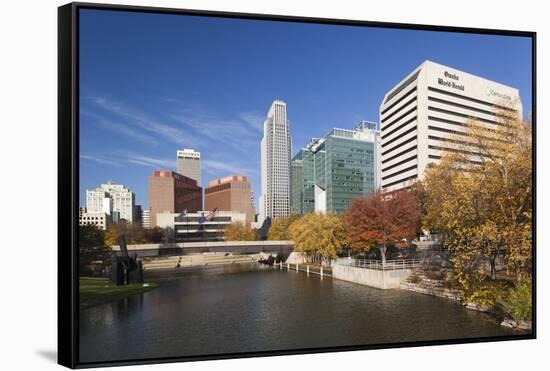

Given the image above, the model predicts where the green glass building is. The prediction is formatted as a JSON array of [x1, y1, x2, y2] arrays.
[[290, 148, 315, 215], [291, 123, 380, 214]]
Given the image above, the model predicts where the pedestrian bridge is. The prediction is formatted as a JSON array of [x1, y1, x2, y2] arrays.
[[112, 240, 294, 258]]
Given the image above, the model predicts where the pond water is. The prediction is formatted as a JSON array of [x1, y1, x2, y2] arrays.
[[79, 264, 520, 363]]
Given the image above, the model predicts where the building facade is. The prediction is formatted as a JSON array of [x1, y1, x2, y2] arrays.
[[290, 148, 315, 215], [79, 212, 111, 230], [148, 170, 202, 227], [292, 123, 379, 214], [133, 205, 143, 225], [156, 211, 246, 242], [86, 182, 135, 222], [204, 175, 255, 227], [142, 209, 151, 229], [177, 149, 201, 186], [379, 60, 522, 192], [259, 100, 292, 223]]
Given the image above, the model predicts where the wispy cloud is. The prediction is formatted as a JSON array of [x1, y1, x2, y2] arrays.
[[202, 159, 256, 177], [161, 98, 264, 153], [238, 112, 265, 133], [80, 154, 124, 167], [88, 96, 203, 148], [81, 151, 176, 170], [120, 152, 176, 169], [170, 114, 260, 151], [81, 110, 160, 146]]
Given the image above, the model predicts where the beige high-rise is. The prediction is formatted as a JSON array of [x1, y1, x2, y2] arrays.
[[379, 60, 522, 192]]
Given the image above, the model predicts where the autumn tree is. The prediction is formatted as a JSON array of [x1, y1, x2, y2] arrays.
[[423, 100, 532, 288], [287, 212, 348, 264], [344, 190, 421, 263], [105, 221, 162, 246], [79, 225, 111, 276], [224, 222, 257, 241], [267, 214, 299, 240]]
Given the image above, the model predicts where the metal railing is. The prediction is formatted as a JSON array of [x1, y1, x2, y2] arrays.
[[336, 258, 420, 271]]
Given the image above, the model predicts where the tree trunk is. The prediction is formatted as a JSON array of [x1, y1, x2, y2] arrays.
[[379, 244, 387, 264], [489, 253, 497, 280]]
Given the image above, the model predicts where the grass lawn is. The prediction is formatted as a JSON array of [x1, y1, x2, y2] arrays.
[[79, 277, 158, 310]]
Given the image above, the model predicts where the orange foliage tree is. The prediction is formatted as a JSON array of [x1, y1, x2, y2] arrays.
[[344, 190, 421, 262]]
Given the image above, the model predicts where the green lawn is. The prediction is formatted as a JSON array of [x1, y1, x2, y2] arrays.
[[79, 277, 158, 309]]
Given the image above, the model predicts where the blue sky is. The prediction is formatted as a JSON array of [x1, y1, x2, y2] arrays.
[[79, 9, 532, 209]]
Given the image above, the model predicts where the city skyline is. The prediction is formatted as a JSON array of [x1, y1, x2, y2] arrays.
[[78, 9, 532, 209]]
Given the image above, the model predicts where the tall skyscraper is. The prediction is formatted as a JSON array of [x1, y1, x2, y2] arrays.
[[177, 149, 201, 186], [148, 170, 202, 227], [259, 100, 291, 223], [204, 175, 256, 226], [292, 124, 379, 214], [86, 182, 135, 222], [379, 60, 522, 192]]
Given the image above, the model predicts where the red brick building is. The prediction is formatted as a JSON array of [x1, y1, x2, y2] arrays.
[[205, 175, 255, 227], [148, 170, 202, 227]]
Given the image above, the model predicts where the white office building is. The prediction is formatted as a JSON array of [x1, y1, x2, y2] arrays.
[[142, 209, 151, 229], [259, 100, 292, 223], [379, 60, 522, 192], [86, 182, 135, 222], [177, 149, 201, 186], [79, 212, 111, 230]]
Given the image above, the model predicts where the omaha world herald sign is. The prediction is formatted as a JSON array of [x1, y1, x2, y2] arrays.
[[437, 70, 465, 91]]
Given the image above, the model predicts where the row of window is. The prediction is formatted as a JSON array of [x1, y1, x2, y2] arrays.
[[428, 154, 483, 166], [381, 116, 417, 141], [382, 144, 417, 165], [427, 86, 517, 112], [381, 106, 416, 133], [381, 154, 417, 173], [383, 70, 420, 104], [382, 135, 416, 157], [381, 164, 417, 181], [381, 91, 417, 122], [382, 174, 418, 189], [427, 106, 504, 127]]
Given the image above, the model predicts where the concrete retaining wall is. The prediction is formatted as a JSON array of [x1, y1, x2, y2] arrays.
[[332, 264, 413, 289], [285, 252, 308, 264]]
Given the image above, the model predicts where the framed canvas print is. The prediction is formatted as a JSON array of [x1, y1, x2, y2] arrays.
[[58, 2, 536, 368]]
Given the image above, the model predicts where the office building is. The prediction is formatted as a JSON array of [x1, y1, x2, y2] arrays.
[[156, 211, 246, 242], [79, 212, 111, 230], [86, 182, 135, 222], [204, 175, 255, 227], [148, 170, 202, 227], [133, 205, 143, 225], [259, 100, 292, 223], [292, 123, 379, 214], [290, 147, 315, 215], [177, 149, 201, 186], [142, 209, 151, 229], [379, 60, 522, 192]]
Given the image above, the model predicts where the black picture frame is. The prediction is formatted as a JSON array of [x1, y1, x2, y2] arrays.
[[58, 2, 537, 368]]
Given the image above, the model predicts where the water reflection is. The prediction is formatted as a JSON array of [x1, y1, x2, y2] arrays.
[[80, 264, 520, 363]]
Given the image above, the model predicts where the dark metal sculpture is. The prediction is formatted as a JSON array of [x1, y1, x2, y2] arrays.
[[110, 234, 143, 286]]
